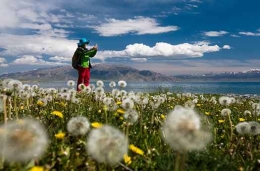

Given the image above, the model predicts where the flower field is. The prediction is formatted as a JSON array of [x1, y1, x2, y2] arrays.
[[0, 79, 260, 171]]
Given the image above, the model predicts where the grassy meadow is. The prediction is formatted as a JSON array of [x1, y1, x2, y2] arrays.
[[0, 79, 260, 171]]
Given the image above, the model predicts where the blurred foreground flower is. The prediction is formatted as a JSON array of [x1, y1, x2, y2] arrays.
[[86, 125, 128, 165], [161, 106, 212, 151], [0, 118, 49, 162]]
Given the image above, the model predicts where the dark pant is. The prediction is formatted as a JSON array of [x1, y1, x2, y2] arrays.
[[77, 67, 90, 91]]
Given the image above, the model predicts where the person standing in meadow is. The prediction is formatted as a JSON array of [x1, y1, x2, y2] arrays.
[[73, 38, 98, 91]]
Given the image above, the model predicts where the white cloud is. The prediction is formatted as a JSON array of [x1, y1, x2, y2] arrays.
[[0, 57, 9, 67], [91, 17, 179, 36], [239, 32, 260, 36], [230, 34, 240, 37], [223, 45, 231, 49], [0, 34, 77, 58], [204, 31, 228, 37], [130, 58, 147, 62], [49, 56, 71, 62], [11, 55, 66, 66], [96, 42, 223, 60]]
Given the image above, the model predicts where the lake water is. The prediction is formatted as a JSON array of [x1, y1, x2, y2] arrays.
[[28, 81, 260, 95]]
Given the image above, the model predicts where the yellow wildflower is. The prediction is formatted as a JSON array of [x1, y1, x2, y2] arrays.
[[205, 112, 210, 115], [117, 101, 122, 105], [124, 154, 132, 165], [91, 122, 103, 128], [160, 114, 165, 119], [55, 132, 66, 139], [239, 118, 245, 122], [29, 166, 44, 171], [60, 102, 66, 107], [117, 109, 125, 114], [129, 144, 144, 156], [120, 117, 124, 120], [51, 111, 63, 118], [98, 109, 102, 113], [258, 118, 260, 122], [37, 101, 44, 107], [20, 105, 24, 110], [218, 120, 225, 124], [196, 104, 202, 107]]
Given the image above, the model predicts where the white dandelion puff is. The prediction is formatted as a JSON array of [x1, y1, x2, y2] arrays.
[[161, 106, 212, 151], [67, 80, 75, 88], [221, 108, 232, 117], [219, 96, 232, 106], [0, 118, 49, 162], [235, 122, 250, 135], [96, 80, 105, 87], [86, 125, 128, 165], [67, 116, 90, 136], [123, 109, 139, 124], [248, 121, 260, 135], [121, 98, 134, 110], [118, 80, 127, 88], [109, 81, 116, 88]]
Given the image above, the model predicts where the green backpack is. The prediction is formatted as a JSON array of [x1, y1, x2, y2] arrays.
[[72, 47, 97, 69]]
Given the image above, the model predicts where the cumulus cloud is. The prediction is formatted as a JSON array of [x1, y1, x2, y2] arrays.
[[0, 34, 76, 58], [91, 17, 179, 36], [130, 58, 147, 62], [239, 32, 260, 36], [96, 42, 222, 60], [223, 45, 231, 49], [204, 31, 228, 37], [11, 55, 66, 66], [0, 57, 8, 67]]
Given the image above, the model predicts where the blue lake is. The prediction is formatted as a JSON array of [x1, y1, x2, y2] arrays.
[[28, 81, 260, 95]]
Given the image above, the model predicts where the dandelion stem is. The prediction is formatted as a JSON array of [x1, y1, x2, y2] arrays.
[[174, 151, 181, 171], [117, 162, 133, 171], [227, 113, 233, 141]]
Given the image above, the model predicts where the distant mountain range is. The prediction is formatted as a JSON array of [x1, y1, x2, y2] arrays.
[[0, 64, 177, 82], [1, 65, 260, 82], [174, 69, 260, 81]]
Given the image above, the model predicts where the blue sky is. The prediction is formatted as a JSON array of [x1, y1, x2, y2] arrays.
[[0, 0, 260, 76]]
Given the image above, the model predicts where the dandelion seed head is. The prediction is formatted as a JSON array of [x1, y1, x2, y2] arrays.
[[67, 80, 75, 87], [0, 118, 49, 162], [78, 83, 86, 91], [219, 96, 232, 106], [235, 122, 250, 135], [94, 87, 105, 96], [109, 81, 116, 88], [67, 116, 90, 136], [118, 80, 127, 88], [7, 79, 23, 92], [121, 98, 134, 110], [86, 125, 128, 165], [161, 106, 212, 151], [221, 108, 232, 116], [96, 80, 104, 87], [124, 109, 139, 124], [248, 121, 260, 135]]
